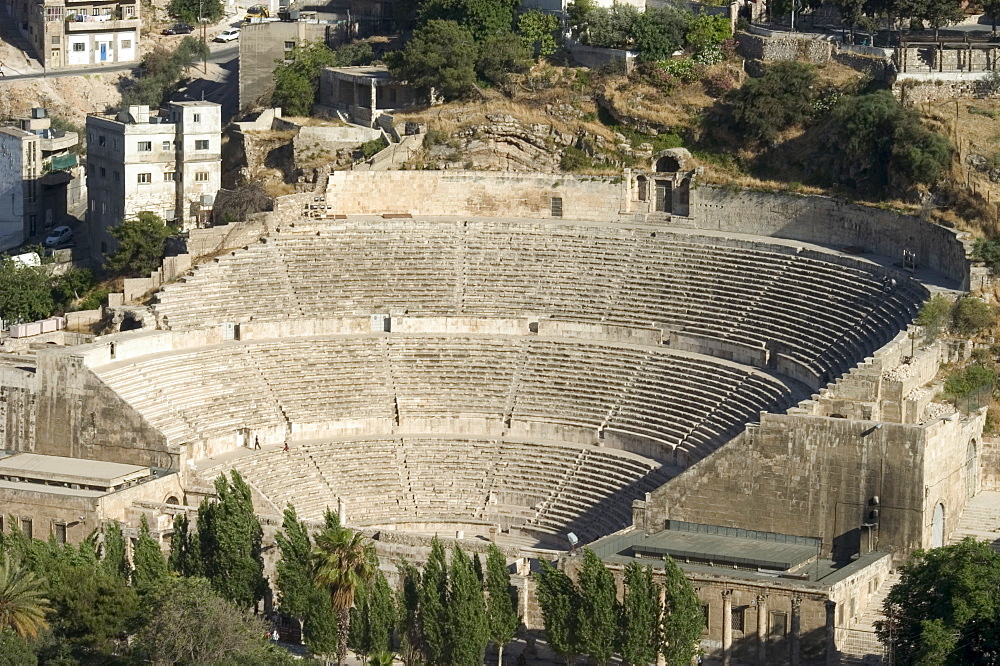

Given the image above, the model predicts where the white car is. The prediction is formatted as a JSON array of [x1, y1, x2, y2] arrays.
[[214, 27, 240, 42], [43, 225, 73, 248]]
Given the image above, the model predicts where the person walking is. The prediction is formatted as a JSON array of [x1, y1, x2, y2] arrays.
[[254, 435, 261, 450]]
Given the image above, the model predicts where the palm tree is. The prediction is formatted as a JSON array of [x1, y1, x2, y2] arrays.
[[311, 520, 376, 665], [0, 553, 50, 639]]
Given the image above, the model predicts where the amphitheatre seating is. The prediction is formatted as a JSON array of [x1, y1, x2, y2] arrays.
[[153, 219, 925, 383], [94, 335, 797, 462], [208, 437, 668, 541]]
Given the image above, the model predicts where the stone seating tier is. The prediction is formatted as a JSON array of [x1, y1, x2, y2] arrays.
[[152, 220, 925, 383], [207, 436, 673, 543], [95, 335, 800, 464]]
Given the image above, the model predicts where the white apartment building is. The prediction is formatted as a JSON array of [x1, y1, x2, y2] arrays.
[[86, 102, 222, 256], [0, 128, 41, 252], [12, 0, 139, 68]]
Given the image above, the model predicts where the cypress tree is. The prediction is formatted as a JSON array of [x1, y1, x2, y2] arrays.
[[447, 545, 488, 666], [397, 559, 425, 666], [578, 549, 618, 665], [100, 521, 131, 581], [660, 554, 703, 666], [168, 513, 201, 576], [275, 505, 314, 625], [485, 544, 518, 665], [350, 568, 395, 661], [197, 471, 267, 609], [536, 559, 582, 666], [619, 561, 659, 666], [419, 537, 449, 665], [131, 515, 168, 591]]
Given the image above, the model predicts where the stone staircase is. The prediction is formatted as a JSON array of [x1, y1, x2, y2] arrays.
[[950, 491, 1000, 550], [838, 570, 899, 665]]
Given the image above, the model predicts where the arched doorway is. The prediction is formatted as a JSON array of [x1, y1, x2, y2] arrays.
[[656, 155, 680, 172], [637, 175, 648, 201], [165, 495, 180, 506], [967, 440, 978, 499], [932, 502, 945, 548]]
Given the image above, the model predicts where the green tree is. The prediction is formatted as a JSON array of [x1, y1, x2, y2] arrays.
[[104, 212, 179, 278], [168, 512, 201, 577], [419, 538, 449, 665], [0, 258, 54, 324], [619, 561, 660, 666], [0, 629, 36, 666], [350, 569, 396, 662], [397, 559, 425, 666], [587, 4, 643, 49], [578, 549, 618, 665], [877, 538, 1000, 664], [100, 521, 131, 581], [0, 554, 49, 640], [916, 0, 963, 38], [536, 559, 583, 666], [984, 0, 1000, 32], [952, 297, 995, 335], [135, 576, 292, 665], [312, 514, 377, 665], [122, 38, 211, 108], [974, 237, 1000, 273], [275, 505, 314, 627], [733, 61, 818, 142], [197, 471, 267, 610], [659, 555, 703, 666], [419, 0, 519, 41], [485, 544, 518, 666], [167, 0, 224, 22], [944, 364, 996, 402], [132, 515, 169, 592], [447, 546, 488, 665], [517, 10, 560, 57], [685, 13, 730, 53], [476, 32, 532, 90], [917, 294, 953, 338], [271, 41, 339, 117], [395, 20, 479, 101], [50, 268, 95, 314]]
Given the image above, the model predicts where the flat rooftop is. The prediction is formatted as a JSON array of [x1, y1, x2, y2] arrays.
[[0, 453, 150, 489]]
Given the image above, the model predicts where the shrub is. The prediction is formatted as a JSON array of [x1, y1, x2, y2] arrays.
[[945, 364, 996, 402], [685, 13, 731, 53], [953, 297, 995, 336], [732, 61, 817, 142], [917, 294, 953, 337], [633, 5, 690, 62], [973, 238, 1000, 273], [703, 70, 737, 97], [658, 58, 704, 83], [360, 136, 388, 159]]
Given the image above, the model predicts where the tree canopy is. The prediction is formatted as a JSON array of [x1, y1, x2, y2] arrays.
[[104, 212, 179, 278], [393, 20, 479, 101], [877, 538, 1000, 665], [418, 0, 519, 41], [0, 259, 53, 325], [167, 0, 224, 22]]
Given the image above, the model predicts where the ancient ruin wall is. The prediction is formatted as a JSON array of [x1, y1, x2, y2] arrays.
[[32, 349, 172, 469], [0, 367, 36, 452]]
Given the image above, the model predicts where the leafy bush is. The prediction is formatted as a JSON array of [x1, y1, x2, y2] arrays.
[[104, 212, 180, 278], [973, 237, 1000, 273], [517, 9, 560, 58], [822, 91, 952, 197], [945, 364, 996, 402], [477, 31, 532, 90], [393, 20, 479, 101], [423, 129, 449, 148], [560, 145, 598, 171], [122, 37, 210, 108], [917, 294, 953, 337], [658, 58, 704, 83], [271, 41, 338, 116], [685, 13, 731, 53], [418, 0, 520, 42], [360, 136, 388, 159], [633, 5, 690, 62], [732, 61, 817, 142], [335, 41, 375, 67], [703, 70, 737, 97], [953, 297, 995, 336]]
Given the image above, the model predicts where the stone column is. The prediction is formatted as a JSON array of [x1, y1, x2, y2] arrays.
[[790, 597, 802, 666], [656, 586, 667, 666], [756, 594, 768, 666], [722, 589, 733, 666], [825, 600, 838, 666]]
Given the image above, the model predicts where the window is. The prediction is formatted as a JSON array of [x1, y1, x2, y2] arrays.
[[138, 141, 151, 151], [731, 606, 744, 633], [123, 5, 135, 17], [164, 172, 176, 182], [29, 215, 37, 236], [121, 40, 131, 49], [114, 171, 120, 182], [138, 172, 151, 183], [550, 197, 563, 218], [195, 139, 209, 150], [195, 171, 209, 182], [702, 605, 710, 634], [162, 141, 171, 151], [98, 134, 106, 146], [193, 113, 201, 123], [51, 35, 60, 45], [284, 41, 296, 50], [769, 611, 787, 639], [100, 166, 106, 178], [20, 519, 32, 540], [54, 523, 67, 544]]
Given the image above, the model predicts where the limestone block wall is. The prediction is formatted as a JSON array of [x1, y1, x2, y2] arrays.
[[737, 30, 834, 64], [0, 486, 100, 544], [325, 170, 626, 219], [644, 414, 929, 558], [691, 187, 969, 288], [921, 411, 987, 546], [979, 436, 1000, 491], [0, 366, 36, 452], [32, 350, 172, 469]]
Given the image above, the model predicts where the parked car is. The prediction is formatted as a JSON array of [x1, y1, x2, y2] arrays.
[[214, 27, 240, 42], [162, 23, 194, 35], [43, 226, 73, 248]]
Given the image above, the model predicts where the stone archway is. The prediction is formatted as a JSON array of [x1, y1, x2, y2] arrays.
[[932, 502, 945, 548], [656, 155, 681, 172]]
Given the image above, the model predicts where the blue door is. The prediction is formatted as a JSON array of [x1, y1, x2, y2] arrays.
[[100, 43, 107, 61]]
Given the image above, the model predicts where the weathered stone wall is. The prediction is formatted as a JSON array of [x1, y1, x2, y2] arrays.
[[0, 367, 36, 452], [32, 349, 173, 469], [325, 170, 626, 219], [980, 436, 1000, 491], [833, 51, 895, 80], [737, 30, 834, 64], [896, 77, 1000, 104], [564, 37, 638, 73], [691, 187, 970, 288], [644, 414, 929, 557], [0, 486, 99, 544], [922, 410, 988, 547]]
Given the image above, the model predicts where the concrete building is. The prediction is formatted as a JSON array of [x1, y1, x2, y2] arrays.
[[0, 127, 40, 252], [12, 0, 139, 69], [239, 19, 339, 112], [317, 66, 423, 126], [86, 102, 221, 256]]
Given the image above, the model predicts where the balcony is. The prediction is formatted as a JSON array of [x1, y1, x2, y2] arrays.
[[40, 132, 79, 153], [65, 16, 140, 32]]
